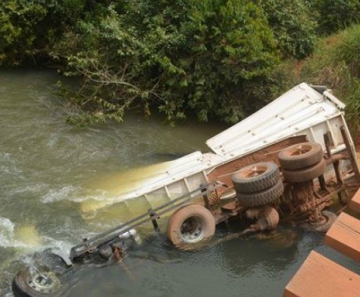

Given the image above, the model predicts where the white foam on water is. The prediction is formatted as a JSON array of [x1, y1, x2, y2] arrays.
[[0, 152, 12, 161], [70, 190, 108, 203], [0, 165, 23, 176], [45, 132, 61, 149], [0, 152, 23, 177], [7, 183, 47, 196], [0, 217, 15, 247], [41, 185, 80, 203]]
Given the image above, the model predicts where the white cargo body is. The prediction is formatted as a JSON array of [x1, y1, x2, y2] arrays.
[[95, 83, 359, 208]]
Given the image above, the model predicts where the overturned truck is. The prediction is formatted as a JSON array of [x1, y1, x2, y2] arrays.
[[12, 83, 360, 297]]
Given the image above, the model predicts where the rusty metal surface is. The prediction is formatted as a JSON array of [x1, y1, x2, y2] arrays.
[[207, 136, 306, 189], [246, 206, 279, 231]]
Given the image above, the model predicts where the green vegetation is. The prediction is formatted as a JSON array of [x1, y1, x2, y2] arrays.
[[52, 0, 281, 125], [1, 0, 360, 131], [271, 24, 360, 136], [256, 0, 317, 59]]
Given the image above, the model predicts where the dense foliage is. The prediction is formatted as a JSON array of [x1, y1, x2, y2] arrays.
[[0, 0, 85, 65], [256, 0, 317, 59], [53, 0, 280, 125], [0, 0, 48, 64], [1, 0, 360, 125], [314, 0, 360, 34]]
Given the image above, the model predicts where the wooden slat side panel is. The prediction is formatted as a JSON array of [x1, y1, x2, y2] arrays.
[[349, 188, 360, 214], [284, 251, 360, 297], [325, 212, 360, 262]]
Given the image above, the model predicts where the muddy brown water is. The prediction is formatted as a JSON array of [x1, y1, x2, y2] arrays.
[[0, 69, 359, 297]]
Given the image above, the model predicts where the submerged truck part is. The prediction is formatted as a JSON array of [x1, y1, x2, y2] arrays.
[[12, 226, 142, 297], [246, 206, 280, 231], [12, 250, 77, 297], [12, 182, 224, 297]]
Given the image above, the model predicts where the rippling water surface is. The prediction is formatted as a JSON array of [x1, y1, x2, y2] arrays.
[[1, 69, 359, 297]]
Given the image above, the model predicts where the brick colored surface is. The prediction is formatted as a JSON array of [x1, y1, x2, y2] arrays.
[[325, 212, 360, 262], [349, 188, 360, 213], [284, 251, 360, 297]]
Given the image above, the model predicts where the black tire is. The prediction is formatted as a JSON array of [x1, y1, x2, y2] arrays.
[[232, 162, 280, 193], [236, 179, 284, 207], [278, 142, 323, 170], [12, 268, 63, 297], [282, 159, 326, 183], [12, 251, 74, 297], [167, 205, 215, 247]]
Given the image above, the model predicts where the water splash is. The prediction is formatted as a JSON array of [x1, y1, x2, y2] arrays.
[[0, 218, 42, 249], [41, 235, 74, 254], [0, 216, 75, 263]]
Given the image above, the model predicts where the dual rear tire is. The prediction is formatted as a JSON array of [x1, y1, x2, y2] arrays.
[[232, 162, 284, 207], [279, 142, 326, 183]]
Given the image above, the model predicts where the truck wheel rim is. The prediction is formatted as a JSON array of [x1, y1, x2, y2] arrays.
[[27, 271, 60, 293], [180, 217, 205, 243], [290, 144, 311, 156], [243, 165, 267, 178]]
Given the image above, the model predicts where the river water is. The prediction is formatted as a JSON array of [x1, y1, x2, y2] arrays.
[[0, 69, 359, 297]]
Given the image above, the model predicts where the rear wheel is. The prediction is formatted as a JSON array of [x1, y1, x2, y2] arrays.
[[167, 205, 216, 248]]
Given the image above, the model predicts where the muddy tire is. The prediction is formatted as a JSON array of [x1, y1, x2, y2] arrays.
[[167, 205, 215, 247], [282, 159, 326, 183], [232, 162, 280, 193], [314, 210, 337, 232], [303, 210, 337, 232], [236, 179, 284, 207], [278, 142, 323, 170], [12, 268, 63, 297]]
